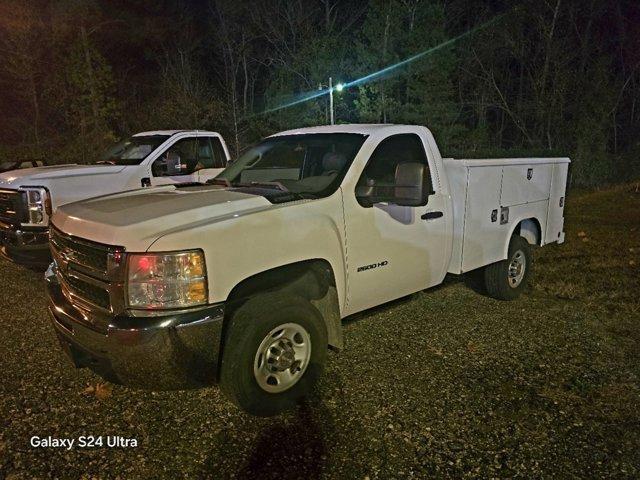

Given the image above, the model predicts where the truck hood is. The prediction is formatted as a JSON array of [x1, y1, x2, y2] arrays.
[[0, 164, 127, 188], [52, 185, 274, 251]]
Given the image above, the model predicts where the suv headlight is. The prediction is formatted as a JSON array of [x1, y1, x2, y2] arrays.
[[126, 250, 208, 310], [23, 187, 51, 225]]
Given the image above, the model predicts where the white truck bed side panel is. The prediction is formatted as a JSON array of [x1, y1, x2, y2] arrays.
[[445, 157, 569, 274], [545, 162, 569, 244]]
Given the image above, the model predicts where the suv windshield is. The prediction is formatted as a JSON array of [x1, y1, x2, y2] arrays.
[[96, 135, 170, 166], [217, 133, 367, 197]]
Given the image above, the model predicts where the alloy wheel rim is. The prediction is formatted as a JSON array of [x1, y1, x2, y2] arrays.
[[253, 323, 311, 393]]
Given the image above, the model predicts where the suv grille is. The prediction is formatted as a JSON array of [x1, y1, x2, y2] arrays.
[[50, 227, 125, 313], [0, 189, 25, 225]]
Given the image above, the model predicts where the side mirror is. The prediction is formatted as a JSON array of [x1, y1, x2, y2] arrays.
[[393, 162, 428, 207]]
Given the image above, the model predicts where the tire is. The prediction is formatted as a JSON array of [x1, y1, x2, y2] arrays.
[[220, 292, 327, 416], [484, 235, 532, 301]]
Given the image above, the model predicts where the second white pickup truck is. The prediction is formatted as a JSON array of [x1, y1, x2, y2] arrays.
[[0, 130, 229, 267], [45, 124, 569, 415]]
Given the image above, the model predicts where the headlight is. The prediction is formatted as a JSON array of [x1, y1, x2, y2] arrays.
[[126, 250, 208, 310], [23, 187, 50, 225]]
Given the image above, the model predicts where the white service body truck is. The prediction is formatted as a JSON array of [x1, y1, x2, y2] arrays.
[[45, 124, 568, 415], [0, 130, 229, 267]]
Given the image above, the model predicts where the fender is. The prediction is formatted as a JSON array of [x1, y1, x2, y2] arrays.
[[223, 259, 343, 350], [148, 192, 350, 317], [504, 216, 543, 258]]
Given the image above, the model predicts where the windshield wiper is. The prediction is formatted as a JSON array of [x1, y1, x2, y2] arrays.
[[228, 180, 320, 201], [233, 181, 290, 192], [207, 178, 232, 187]]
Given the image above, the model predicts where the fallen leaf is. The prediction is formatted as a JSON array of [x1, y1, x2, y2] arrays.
[[630, 260, 636, 267], [82, 385, 95, 395], [577, 231, 587, 238], [95, 383, 112, 400], [467, 342, 478, 354], [427, 346, 443, 356], [581, 237, 589, 242]]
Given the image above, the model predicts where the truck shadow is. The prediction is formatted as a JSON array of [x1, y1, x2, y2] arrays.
[[203, 398, 333, 479]]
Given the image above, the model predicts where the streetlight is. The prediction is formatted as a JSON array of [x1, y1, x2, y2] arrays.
[[318, 77, 344, 125]]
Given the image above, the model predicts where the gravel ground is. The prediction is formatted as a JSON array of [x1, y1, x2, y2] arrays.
[[1, 185, 639, 479]]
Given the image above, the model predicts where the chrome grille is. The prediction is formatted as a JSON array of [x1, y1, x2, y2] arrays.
[[50, 227, 110, 273], [0, 189, 25, 224], [50, 227, 125, 313], [63, 273, 111, 310]]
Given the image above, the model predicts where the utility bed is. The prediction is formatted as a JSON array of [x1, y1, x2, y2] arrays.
[[444, 157, 570, 274]]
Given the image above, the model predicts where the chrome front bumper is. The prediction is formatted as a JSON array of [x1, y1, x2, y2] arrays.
[[46, 264, 226, 389], [0, 222, 50, 267]]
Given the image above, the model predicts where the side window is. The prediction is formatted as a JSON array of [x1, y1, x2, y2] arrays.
[[20, 161, 33, 169], [197, 138, 214, 169], [152, 137, 198, 176], [356, 134, 433, 205], [211, 138, 228, 168]]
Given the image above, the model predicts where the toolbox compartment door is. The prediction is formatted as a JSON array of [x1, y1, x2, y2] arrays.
[[461, 166, 506, 272], [501, 164, 553, 206]]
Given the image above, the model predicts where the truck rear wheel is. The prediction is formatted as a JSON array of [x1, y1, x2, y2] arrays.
[[484, 235, 532, 300], [220, 292, 327, 416]]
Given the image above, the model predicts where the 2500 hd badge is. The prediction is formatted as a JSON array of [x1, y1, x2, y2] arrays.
[[357, 260, 389, 272], [30, 435, 138, 449]]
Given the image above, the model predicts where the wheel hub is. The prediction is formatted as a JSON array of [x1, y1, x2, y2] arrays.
[[507, 249, 526, 288], [266, 339, 298, 371], [254, 323, 311, 393]]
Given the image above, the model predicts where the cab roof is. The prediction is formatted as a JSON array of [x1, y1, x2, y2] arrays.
[[270, 124, 428, 138], [132, 130, 220, 137]]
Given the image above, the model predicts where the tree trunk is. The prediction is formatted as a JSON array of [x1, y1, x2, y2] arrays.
[[29, 74, 40, 147], [242, 53, 249, 112], [80, 25, 101, 128], [381, 13, 390, 123]]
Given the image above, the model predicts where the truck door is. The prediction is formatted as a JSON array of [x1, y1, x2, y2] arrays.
[[150, 136, 200, 186], [196, 136, 228, 183], [343, 133, 448, 315]]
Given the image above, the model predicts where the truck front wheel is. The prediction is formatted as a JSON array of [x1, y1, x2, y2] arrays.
[[220, 293, 327, 416], [484, 235, 532, 300]]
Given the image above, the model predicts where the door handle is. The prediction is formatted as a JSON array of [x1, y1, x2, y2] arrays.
[[421, 211, 443, 220]]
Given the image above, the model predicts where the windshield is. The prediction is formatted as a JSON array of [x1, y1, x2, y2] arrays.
[[217, 133, 367, 198], [96, 135, 170, 166]]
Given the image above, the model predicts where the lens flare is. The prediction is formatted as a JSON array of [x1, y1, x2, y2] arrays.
[[259, 13, 505, 116]]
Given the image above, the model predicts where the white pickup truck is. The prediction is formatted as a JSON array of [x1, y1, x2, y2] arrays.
[[0, 130, 229, 267], [45, 124, 569, 415]]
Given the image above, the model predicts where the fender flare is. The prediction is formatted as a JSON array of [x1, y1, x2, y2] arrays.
[[503, 217, 543, 258]]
